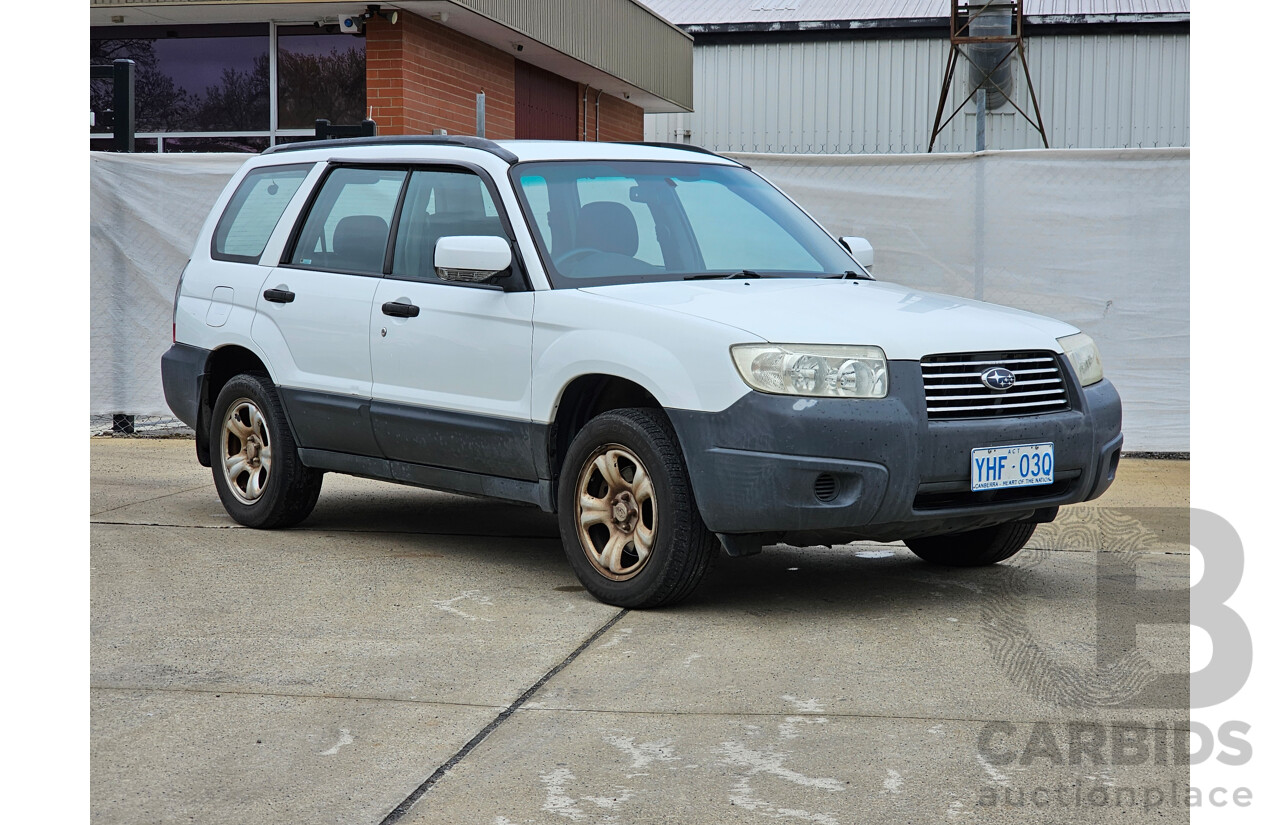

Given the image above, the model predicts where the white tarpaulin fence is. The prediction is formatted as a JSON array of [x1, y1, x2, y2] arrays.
[[90, 147, 1188, 450], [732, 148, 1189, 452], [91, 152, 250, 430]]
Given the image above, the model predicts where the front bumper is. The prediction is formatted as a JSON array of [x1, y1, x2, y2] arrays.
[[667, 360, 1122, 543]]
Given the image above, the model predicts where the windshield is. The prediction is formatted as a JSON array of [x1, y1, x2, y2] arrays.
[[511, 160, 863, 287]]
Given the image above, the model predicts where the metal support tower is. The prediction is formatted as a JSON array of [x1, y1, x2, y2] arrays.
[[928, 1, 1048, 152]]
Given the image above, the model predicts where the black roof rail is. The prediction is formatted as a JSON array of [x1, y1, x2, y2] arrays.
[[618, 141, 738, 162], [262, 134, 519, 164]]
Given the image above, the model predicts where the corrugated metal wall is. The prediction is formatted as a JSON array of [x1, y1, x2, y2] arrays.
[[645, 32, 1188, 153], [640, 1, 1191, 25]]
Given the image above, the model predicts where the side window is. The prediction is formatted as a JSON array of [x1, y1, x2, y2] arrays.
[[212, 164, 311, 263], [289, 167, 407, 274], [391, 168, 509, 281]]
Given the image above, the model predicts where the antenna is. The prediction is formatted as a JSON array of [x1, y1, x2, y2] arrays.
[[928, 1, 1048, 152]]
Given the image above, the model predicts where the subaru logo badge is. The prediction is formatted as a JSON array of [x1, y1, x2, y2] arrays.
[[981, 367, 1017, 391]]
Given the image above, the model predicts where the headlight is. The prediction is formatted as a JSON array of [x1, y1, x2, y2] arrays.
[[1058, 332, 1104, 386], [731, 344, 888, 398]]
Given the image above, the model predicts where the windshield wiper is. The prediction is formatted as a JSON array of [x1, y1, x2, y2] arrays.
[[684, 270, 765, 281], [825, 270, 874, 280]]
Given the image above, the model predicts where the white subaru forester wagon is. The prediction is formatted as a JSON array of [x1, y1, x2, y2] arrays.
[[163, 137, 1122, 608]]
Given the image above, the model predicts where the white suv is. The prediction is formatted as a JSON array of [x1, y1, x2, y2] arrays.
[[163, 137, 1122, 608]]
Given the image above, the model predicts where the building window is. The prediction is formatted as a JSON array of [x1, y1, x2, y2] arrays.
[[90, 23, 365, 152], [277, 26, 367, 130]]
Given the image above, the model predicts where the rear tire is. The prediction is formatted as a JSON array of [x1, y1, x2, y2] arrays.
[[905, 521, 1036, 567], [557, 408, 717, 608], [210, 373, 322, 528]]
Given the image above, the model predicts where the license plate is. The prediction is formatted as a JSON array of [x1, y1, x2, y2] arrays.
[[971, 443, 1054, 491]]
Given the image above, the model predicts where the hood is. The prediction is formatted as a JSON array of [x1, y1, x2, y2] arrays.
[[579, 278, 1079, 361]]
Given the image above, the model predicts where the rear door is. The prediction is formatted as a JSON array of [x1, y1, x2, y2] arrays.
[[251, 165, 407, 455], [369, 165, 537, 480]]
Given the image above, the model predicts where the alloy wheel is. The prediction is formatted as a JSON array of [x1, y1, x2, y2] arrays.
[[575, 444, 657, 581]]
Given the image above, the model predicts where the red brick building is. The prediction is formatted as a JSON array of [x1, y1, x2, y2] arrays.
[[90, 1, 692, 151]]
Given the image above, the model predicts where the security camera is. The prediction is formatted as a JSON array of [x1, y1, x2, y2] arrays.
[[362, 5, 398, 24], [340, 16, 362, 33], [514, 43, 524, 52]]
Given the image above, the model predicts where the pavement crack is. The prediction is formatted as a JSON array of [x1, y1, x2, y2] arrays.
[[89, 483, 213, 516], [513, 706, 1192, 732], [378, 608, 630, 825], [89, 520, 558, 541], [88, 684, 505, 710]]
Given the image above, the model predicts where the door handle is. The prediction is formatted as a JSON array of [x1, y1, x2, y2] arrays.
[[263, 288, 295, 304], [381, 301, 420, 318]]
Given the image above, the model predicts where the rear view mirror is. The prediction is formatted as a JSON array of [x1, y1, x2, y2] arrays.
[[840, 236, 874, 272], [434, 236, 513, 283]]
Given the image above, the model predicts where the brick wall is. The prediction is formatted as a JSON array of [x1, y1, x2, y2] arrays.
[[365, 13, 515, 138], [595, 92, 645, 143], [366, 12, 644, 142], [577, 84, 645, 143]]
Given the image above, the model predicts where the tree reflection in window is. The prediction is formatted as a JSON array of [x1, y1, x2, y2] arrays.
[[91, 37, 197, 132], [90, 25, 365, 143], [278, 28, 366, 130]]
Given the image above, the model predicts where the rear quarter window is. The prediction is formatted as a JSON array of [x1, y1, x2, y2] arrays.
[[212, 164, 312, 263]]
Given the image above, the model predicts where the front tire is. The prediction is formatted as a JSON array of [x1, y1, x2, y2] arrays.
[[905, 521, 1036, 567], [557, 409, 717, 608], [210, 373, 322, 528]]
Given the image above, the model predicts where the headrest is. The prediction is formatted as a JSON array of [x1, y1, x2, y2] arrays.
[[577, 201, 639, 257]]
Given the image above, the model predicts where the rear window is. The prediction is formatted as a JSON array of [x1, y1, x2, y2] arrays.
[[212, 164, 311, 263]]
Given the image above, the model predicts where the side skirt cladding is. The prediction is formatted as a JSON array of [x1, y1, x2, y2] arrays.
[[297, 448, 554, 510], [277, 386, 554, 511], [277, 388, 382, 457]]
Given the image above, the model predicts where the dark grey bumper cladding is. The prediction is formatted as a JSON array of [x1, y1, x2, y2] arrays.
[[667, 360, 1123, 541], [160, 343, 210, 429]]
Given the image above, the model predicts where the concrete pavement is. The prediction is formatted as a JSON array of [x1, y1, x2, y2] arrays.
[[91, 438, 1190, 824]]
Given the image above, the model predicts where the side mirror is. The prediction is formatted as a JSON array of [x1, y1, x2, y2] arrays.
[[434, 235, 513, 283], [840, 236, 874, 272]]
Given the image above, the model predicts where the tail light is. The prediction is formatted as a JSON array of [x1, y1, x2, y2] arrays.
[[173, 260, 189, 343]]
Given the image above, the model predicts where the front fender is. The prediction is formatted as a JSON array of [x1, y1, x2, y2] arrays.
[[531, 290, 755, 423]]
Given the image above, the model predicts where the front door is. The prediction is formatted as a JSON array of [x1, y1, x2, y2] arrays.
[[369, 166, 537, 479]]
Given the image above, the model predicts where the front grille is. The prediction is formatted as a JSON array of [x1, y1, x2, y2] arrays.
[[921, 351, 1070, 420]]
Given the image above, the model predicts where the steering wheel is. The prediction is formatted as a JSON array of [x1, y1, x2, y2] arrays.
[[553, 247, 599, 268]]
